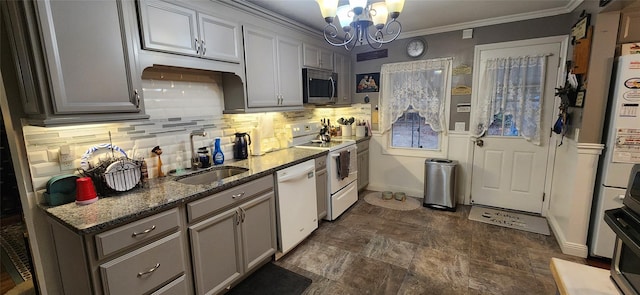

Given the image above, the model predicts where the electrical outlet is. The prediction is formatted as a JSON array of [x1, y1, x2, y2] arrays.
[[59, 145, 75, 170]]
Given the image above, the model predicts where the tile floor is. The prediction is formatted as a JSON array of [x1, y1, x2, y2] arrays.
[[275, 193, 588, 295]]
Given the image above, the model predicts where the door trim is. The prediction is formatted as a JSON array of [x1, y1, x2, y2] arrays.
[[468, 35, 569, 217]]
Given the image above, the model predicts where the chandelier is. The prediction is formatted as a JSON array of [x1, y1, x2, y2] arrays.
[[316, 0, 405, 50]]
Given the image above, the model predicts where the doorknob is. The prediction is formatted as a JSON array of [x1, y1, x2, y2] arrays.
[[476, 139, 484, 147]]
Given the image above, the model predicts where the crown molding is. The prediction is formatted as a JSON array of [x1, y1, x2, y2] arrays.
[[398, 0, 584, 40]]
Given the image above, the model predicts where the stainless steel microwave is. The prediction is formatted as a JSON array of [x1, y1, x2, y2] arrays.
[[302, 68, 337, 105]]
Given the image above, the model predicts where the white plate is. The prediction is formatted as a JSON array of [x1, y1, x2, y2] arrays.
[[80, 144, 127, 170], [104, 160, 140, 192]]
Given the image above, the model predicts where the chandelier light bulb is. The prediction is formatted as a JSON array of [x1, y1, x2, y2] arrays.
[[317, 0, 339, 22], [385, 0, 405, 18], [336, 5, 353, 29], [370, 2, 389, 28]]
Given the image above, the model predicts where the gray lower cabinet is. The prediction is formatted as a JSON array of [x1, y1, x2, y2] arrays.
[[2, 0, 148, 125], [315, 156, 328, 219], [48, 208, 189, 295], [188, 175, 277, 295], [357, 140, 370, 191]]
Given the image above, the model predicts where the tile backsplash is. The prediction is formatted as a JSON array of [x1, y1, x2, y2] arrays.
[[23, 73, 371, 192]]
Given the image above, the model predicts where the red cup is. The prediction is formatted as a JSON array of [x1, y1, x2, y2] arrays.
[[76, 177, 98, 205]]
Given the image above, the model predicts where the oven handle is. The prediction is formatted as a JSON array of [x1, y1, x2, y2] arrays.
[[329, 76, 335, 100], [605, 208, 640, 258]]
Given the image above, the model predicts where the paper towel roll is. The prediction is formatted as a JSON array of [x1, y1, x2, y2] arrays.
[[250, 128, 264, 156]]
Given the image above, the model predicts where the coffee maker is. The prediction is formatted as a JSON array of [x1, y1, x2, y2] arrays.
[[233, 132, 251, 159]]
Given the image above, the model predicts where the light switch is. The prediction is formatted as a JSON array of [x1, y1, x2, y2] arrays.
[[59, 145, 75, 171]]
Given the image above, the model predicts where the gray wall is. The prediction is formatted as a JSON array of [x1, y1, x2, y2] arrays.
[[350, 14, 573, 131]]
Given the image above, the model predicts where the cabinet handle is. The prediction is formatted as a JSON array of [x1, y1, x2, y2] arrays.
[[241, 208, 246, 223], [131, 225, 156, 237], [202, 40, 206, 55], [134, 89, 140, 109], [195, 38, 200, 54], [137, 263, 160, 277], [232, 192, 245, 199], [235, 211, 241, 225]]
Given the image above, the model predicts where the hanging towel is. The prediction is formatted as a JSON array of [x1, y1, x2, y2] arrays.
[[338, 150, 350, 180]]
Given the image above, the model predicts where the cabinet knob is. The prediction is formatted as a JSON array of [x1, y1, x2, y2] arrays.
[[195, 38, 200, 54], [202, 40, 206, 55], [232, 192, 245, 199], [134, 89, 140, 109]]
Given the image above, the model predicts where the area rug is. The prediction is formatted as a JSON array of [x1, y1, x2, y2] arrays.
[[227, 263, 311, 295], [468, 206, 550, 235], [0, 224, 32, 281], [364, 191, 421, 211]]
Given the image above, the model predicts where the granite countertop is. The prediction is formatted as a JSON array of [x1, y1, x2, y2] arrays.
[[41, 148, 327, 235]]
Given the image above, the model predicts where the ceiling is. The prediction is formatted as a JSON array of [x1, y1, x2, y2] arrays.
[[243, 0, 583, 39]]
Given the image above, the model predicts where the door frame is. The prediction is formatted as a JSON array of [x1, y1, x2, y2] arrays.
[[465, 35, 569, 217]]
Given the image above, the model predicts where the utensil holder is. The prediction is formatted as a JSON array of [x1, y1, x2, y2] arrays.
[[355, 126, 366, 137], [341, 125, 352, 137]]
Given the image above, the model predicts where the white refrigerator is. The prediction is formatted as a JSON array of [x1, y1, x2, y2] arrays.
[[589, 53, 640, 258]]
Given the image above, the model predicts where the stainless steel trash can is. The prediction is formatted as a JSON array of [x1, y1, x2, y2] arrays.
[[423, 158, 457, 211]]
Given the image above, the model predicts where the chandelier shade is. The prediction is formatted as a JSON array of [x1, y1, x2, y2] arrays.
[[316, 0, 405, 50]]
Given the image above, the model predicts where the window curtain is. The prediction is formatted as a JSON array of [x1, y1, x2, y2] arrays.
[[379, 58, 452, 134], [471, 55, 549, 145]]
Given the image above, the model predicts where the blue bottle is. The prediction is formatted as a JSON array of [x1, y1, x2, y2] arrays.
[[213, 137, 224, 165]]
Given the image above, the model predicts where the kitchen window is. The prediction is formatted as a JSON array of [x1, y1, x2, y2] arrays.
[[379, 58, 452, 156]]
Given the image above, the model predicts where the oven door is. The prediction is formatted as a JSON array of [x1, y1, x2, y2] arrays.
[[605, 207, 640, 295], [328, 145, 358, 194]]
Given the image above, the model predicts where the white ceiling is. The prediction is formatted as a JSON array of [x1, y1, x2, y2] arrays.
[[243, 0, 583, 38]]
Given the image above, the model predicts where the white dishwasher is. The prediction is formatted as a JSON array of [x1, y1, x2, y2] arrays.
[[275, 159, 318, 255]]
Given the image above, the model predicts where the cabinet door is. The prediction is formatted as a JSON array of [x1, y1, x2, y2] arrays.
[[619, 9, 640, 43], [319, 48, 334, 70], [189, 207, 243, 295], [303, 43, 320, 68], [199, 12, 241, 63], [334, 52, 351, 105], [277, 36, 303, 107], [240, 192, 276, 272], [36, 0, 141, 114], [316, 169, 328, 219], [138, 0, 198, 56], [357, 150, 369, 191], [243, 26, 279, 107]]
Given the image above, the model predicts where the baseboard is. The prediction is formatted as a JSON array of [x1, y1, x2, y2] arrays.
[[548, 213, 588, 258]]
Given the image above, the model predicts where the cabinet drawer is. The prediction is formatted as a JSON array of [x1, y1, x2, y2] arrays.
[[95, 208, 180, 259], [100, 232, 185, 295], [357, 140, 369, 152], [187, 175, 274, 223], [150, 274, 188, 295], [315, 156, 326, 171]]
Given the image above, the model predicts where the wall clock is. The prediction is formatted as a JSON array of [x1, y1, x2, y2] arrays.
[[406, 38, 426, 58]]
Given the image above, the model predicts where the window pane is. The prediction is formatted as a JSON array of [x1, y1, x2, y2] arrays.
[[391, 112, 439, 149]]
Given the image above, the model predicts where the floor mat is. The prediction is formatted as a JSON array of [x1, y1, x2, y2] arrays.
[[363, 191, 421, 211], [227, 263, 311, 295], [468, 206, 550, 235], [0, 224, 32, 281]]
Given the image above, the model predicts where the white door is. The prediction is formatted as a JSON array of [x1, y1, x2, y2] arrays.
[[471, 37, 564, 214]]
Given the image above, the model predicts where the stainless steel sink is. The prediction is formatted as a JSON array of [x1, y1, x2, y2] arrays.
[[174, 166, 249, 185]]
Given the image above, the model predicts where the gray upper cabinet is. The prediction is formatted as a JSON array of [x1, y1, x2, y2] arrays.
[[334, 52, 352, 105], [3, 0, 148, 125], [138, 0, 242, 63], [619, 8, 640, 43], [243, 26, 302, 108], [303, 43, 334, 70], [36, 0, 142, 114]]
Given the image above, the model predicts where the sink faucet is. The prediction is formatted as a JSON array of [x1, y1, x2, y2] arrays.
[[190, 130, 207, 170]]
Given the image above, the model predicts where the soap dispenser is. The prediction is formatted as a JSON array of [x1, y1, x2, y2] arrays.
[[213, 137, 224, 165]]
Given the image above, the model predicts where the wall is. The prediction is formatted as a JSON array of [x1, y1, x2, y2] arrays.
[[351, 14, 572, 203], [21, 69, 371, 197]]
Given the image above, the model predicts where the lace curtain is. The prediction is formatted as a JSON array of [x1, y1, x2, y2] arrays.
[[379, 58, 452, 134], [471, 55, 548, 145]]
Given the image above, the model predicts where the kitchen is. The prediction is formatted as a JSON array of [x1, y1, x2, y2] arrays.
[[1, 0, 639, 294]]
